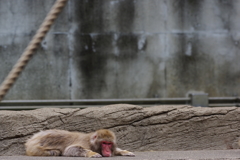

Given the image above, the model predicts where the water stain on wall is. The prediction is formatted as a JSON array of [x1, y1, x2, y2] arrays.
[[173, 0, 202, 30], [116, 0, 135, 32], [168, 34, 217, 97], [116, 34, 139, 60], [72, 0, 136, 98], [75, 0, 104, 33], [217, 0, 234, 30]]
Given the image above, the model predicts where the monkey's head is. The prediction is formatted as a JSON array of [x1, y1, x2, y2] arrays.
[[90, 129, 117, 157]]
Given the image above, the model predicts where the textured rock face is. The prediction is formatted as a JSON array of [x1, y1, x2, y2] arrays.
[[0, 104, 239, 155]]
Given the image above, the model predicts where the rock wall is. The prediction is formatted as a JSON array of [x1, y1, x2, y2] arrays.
[[0, 105, 239, 155], [1, 0, 240, 100]]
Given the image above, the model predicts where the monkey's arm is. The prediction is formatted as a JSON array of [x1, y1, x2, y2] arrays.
[[63, 145, 102, 158], [114, 148, 135, 157]]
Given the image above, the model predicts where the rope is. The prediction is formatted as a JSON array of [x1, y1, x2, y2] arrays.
[[0, 0, 68, 101]]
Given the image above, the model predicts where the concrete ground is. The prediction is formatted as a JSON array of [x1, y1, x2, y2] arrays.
[[1, 150, 240, 160]]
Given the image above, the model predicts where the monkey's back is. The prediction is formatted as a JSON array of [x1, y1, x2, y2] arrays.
[[25, 129, 88, 156]]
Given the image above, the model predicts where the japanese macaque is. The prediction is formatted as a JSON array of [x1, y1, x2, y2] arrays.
[[25, 129, 135, 158]]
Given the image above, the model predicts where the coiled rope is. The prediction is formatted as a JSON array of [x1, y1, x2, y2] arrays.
[[0, 0, 68, 101]]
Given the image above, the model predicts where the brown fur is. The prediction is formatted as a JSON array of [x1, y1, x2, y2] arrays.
[[25, 129, 135, 158]]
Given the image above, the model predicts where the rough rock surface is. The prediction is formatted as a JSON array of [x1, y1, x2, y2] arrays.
[[0, 104, 239, 156]]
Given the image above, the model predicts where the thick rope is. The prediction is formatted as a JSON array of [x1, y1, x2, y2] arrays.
[[0, 0, 68, 101]]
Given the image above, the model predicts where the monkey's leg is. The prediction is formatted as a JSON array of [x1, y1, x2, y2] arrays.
[[63, 145, 102, 158], [114, 148, 135, 157], [45, 149, 61, 156], [26, 146, 61, 156]]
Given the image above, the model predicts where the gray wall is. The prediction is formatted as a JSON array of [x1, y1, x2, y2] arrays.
[[0, 0, 240, 100]]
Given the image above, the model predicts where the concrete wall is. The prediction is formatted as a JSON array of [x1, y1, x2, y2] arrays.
[[0, 0, 240, 100]]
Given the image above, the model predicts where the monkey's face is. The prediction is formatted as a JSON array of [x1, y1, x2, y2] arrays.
[[100, 141, 113, 157], [90, 129, 116, 157]]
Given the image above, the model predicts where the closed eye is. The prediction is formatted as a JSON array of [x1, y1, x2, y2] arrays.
[[102, 141, 112, 145]]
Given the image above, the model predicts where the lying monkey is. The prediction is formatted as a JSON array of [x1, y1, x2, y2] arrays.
[[25, 129, 135, 158]]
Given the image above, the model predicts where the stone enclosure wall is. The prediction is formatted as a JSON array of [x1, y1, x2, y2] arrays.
[[0, 0, 240, 100], [0, 105, 240, 155]]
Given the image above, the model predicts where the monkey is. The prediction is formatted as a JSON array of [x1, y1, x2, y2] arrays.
[[25, 129, 135, 158]]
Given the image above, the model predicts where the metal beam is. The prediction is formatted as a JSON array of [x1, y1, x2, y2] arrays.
[[0, 96, 239, 110]]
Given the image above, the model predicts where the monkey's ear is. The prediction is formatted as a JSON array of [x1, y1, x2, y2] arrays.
[[90, 132, 98, 144]]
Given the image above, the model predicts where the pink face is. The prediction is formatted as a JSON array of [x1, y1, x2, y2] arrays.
[[101, 141, 113, 157]]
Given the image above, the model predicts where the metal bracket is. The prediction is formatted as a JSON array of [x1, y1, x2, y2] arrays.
[[189, 92, 209, 107]]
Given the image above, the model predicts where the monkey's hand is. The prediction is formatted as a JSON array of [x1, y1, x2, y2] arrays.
[[120, 150, 135, 157], [115, 148, 135, 157], [87, 151, 102, 158]]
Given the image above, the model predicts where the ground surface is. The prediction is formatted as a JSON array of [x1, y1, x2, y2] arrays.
[[1, 150, 240, 160]]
